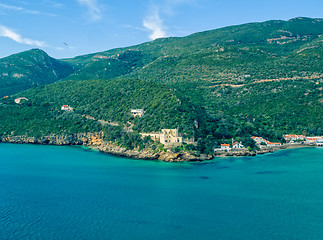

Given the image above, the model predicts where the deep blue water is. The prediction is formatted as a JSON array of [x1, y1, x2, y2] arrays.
[[0, 144, 322, 240]]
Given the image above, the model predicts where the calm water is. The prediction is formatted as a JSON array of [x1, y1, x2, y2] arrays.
[[0, 144, 322, 240]]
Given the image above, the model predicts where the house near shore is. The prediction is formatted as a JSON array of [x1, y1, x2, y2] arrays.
[[61, 105, 74, 111], [14, 97, 28, 104], [252, 136, 281, 147], [131, 109, 145, 117], [306, 137, 322, 145], [265, 141, 281, 147], [283, 134, 306, 142], [220, 144, 231, 150], [317, 139, 323, 146]]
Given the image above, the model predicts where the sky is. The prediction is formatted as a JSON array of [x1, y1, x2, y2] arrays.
[[0, 0, 322, 59]]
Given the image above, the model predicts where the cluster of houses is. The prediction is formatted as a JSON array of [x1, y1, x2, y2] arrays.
[[215, 136, 282, 152], [215, 141, 246, 151], [251, 136, 282, 147], [283, 134, 323, 146]]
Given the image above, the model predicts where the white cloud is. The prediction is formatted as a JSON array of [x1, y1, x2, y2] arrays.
[[0, 25, 46, 47], [143, 7, 167, 40], [77, 0, 102, 21], [0, 3, 41, 15]]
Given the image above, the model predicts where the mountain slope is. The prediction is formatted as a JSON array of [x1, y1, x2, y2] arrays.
[[63, 17, 323, 86], [0, 49, 75, 97]]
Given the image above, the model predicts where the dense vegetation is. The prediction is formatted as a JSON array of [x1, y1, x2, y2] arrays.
[[0, 17, 322, 154], [0, 100, 101, 137]]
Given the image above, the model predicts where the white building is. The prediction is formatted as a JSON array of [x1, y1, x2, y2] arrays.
[[283, 134, 306, 142], [306, 137, 320, 144], [251, 136, 266, 144], [14, 97, 28, 104], [131, 109, 145, 117], [220, 144, 231, 150], [265, 141, 281, 147], [232, 141, 245, 149], [61, 105, 74, 111]]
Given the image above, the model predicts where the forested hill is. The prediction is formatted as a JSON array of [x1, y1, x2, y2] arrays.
[[0, 17, 322, 141], [60, 17, 323, 135], [0, 49, 75, 97]]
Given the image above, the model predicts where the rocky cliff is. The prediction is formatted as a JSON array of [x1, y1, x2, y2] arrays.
[[0, 133, 212, 162]]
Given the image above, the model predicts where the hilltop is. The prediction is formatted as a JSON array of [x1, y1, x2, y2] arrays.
[[0, 49, 75, 97]]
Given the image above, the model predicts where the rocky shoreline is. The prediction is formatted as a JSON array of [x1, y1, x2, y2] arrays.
[[0, 133, 212, 162], [0, 134, 312, 162]]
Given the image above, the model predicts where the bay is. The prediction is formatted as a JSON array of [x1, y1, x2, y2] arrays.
[[0, 143, 322, 240]]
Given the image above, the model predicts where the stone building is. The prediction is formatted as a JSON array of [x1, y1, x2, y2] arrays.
[[160, 129, 183, 146], [140, 129, 184, 147]]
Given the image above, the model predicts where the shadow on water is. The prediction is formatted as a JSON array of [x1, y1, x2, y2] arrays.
[[255, 170, 289, 175], [199, 176, 210, 179]]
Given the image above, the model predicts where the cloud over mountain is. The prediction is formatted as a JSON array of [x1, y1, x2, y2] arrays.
[[143, 6, 167, 40]]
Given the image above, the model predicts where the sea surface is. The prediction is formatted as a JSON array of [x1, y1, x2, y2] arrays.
[[0, 143, 322, 240]]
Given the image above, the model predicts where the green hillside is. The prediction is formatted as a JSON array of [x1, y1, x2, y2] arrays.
[[0, 49, 75, 97], [60, 17, 323, 134], [0, 17, 322, 153]]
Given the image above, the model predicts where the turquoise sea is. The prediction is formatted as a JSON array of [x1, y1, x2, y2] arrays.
[[0, 143, 322, 240]]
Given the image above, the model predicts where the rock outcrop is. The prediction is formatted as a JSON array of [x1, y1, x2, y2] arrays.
[[98, 141, 212, 162], [0, 132, 102, 146]]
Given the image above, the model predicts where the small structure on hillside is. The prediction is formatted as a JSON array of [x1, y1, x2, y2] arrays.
[[14, 97, 28, 104], [131, 109, 145, 117], [61, 105, 74, 111]]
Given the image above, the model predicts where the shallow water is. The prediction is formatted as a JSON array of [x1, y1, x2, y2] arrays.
[[0, 144, 322, 240]]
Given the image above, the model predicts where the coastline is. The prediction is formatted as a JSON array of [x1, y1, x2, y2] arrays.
[[0, 134, 212, 162], [0, 134, 316, 162]]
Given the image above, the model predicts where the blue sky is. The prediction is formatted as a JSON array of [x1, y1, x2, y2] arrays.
[[0, 0, 322, 59]]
